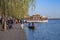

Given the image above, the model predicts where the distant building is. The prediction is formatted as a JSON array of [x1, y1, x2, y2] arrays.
[[25, 14, 48, 21]]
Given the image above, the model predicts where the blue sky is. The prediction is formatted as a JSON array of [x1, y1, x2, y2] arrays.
[[28, 0, 60, 18]]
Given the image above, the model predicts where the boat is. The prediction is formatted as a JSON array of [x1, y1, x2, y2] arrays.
[[26, 20, 48, 23], [25, 14, 48, 23], [28, 22, 35, 29], [28, 26, 35, 29]]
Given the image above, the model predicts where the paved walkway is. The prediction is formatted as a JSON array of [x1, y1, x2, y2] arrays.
[[0, 23, 26, 40]]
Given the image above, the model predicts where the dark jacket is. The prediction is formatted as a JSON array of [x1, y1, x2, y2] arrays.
[[7, 19, 13, 25]]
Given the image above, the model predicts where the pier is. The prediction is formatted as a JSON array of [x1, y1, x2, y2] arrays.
[[0, 23, 26, 40]]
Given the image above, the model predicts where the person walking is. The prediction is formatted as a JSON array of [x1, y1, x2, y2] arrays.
[[20, 18, 24, 29], [7, 18, 13, 29]]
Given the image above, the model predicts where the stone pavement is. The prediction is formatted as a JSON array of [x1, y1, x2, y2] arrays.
[[0, 23, 26, 40]]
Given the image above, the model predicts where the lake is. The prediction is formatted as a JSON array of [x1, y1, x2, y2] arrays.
[[24, 20, 60, 40]]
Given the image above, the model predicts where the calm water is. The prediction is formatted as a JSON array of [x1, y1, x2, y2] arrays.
[[24, 20, 60, 40]]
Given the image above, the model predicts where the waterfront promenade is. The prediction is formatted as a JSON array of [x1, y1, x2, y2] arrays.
[[0, 23, 26, 40]]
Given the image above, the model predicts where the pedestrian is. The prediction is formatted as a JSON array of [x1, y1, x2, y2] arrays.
[[20, 18, 24, 29], [7, 18, 13, 29]]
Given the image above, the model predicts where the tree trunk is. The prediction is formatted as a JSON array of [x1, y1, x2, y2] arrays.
[[1, 0, 7, 31], [2, 12, 7, 31]]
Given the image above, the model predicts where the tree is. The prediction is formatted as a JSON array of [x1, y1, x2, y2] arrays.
[[0, 0, 35, 31]]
